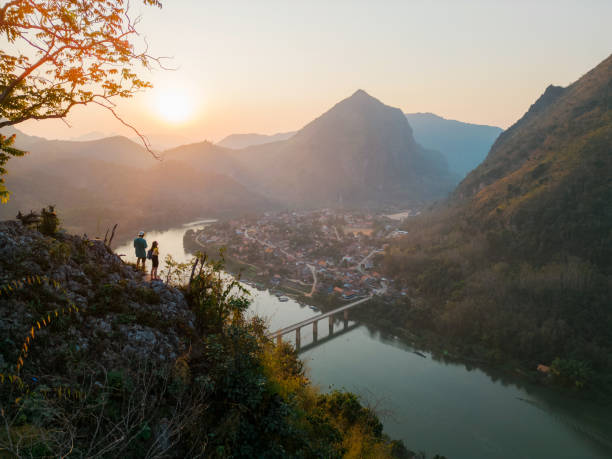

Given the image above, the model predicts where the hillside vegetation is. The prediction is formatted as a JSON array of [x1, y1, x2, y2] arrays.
[[0, 221, 410, 457], [382, 55, 612, 392]]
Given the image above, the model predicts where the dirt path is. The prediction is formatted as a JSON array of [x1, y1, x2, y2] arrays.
[[304, 263, 317, 297]]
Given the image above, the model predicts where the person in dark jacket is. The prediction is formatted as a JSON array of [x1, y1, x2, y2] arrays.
[[150, 241, 160, 280], [134, 231, 147, 270]]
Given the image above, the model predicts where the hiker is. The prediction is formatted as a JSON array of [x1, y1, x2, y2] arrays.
[[134, 231, 148, 269], [149, 241, 160, 280]]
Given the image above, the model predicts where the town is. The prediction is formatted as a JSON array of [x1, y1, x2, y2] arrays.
[[183, 209, 418, 306]]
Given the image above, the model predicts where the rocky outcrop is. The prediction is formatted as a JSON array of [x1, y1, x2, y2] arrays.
[[0, 220, 195, 375]]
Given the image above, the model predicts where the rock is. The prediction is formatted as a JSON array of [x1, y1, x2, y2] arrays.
[[0, 220, 196, 375]]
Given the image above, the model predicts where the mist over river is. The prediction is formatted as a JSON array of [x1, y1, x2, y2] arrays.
[[117, 221, 612, 458]]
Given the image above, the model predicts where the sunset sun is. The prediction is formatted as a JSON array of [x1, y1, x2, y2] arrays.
[[155, 90, 194, 123]]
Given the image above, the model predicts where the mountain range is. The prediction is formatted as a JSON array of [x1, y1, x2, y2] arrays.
[[216, 112, 502, 179], [203, 89, 455, 207], [1, 89, 497, 241], [404, 113, 502, 178], [1, 131, 269, 242], [217, 131, 296, 149]]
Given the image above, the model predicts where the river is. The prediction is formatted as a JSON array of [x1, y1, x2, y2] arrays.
[[117, 221, 612, 458]]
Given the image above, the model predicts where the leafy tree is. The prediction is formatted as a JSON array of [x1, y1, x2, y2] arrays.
[[0, 0, 165, 200], [0, 132, 24, 202], [39, 205, 59, 236]]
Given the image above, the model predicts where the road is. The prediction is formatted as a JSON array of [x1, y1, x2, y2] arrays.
[[305, 264, 317, 297], [245, 228, 293, 258], [356, 248, 383, 274], [374, 280, 387, 296], [333, 226, 341, 241]]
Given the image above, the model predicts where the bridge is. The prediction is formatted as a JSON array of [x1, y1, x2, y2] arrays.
[[267, 295, 372, 350]]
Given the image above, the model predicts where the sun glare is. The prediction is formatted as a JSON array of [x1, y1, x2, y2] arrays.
[[155, 90, 194, 123]]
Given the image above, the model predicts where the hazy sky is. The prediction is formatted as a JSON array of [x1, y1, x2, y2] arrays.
[[13, 0, 612, 146]]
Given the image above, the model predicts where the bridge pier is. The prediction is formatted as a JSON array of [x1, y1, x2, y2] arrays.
[[313, 321, 318, 342], [295, 327, 301, 350], [343, 310, 349, 329], [276, 334, 282, 346], [329, 315, 334, 335]]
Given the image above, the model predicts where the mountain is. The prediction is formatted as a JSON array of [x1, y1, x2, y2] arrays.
[[227, 90, 454, 206], [10, 135, 156, 173], [1, 90, 460, 238], [130, 133, 196, 151], [215, 113, 501, 181], [381, 54, 612, 386], [0, 134, 271, 242], [455, 54, 612, 268], [2, 125, 47, 150], [69, 130, 115, 141], [217, 131, 296, 149], [404, 113, 502, 178]]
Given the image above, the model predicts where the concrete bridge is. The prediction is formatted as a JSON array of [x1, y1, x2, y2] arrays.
[[268, 295, 372, 350], [296, 322, 362, 353]]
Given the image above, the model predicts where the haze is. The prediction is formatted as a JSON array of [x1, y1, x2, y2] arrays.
[[12, 0, 612, 145]]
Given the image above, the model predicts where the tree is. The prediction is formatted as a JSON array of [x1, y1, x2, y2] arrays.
[[0, 132, 25, 202], [0, 0, 165, 201]]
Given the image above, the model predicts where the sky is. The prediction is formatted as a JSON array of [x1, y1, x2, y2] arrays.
[[12, 0, 612, 147]]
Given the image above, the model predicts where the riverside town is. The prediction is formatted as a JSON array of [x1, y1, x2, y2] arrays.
[[184, 209, 416, 304]]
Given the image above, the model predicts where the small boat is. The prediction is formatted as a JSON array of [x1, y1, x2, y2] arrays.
[[308, 306, 320, 312], [278, 296, 289, 302], [413, 351, 427, 358]]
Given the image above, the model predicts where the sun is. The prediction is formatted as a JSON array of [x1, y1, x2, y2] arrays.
[[155, 90, 194, 123]]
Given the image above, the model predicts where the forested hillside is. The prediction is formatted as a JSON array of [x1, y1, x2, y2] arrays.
[[382, 54, 612, 391]]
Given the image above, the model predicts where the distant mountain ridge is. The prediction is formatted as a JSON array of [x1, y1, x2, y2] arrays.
[[0, 128, 270, 241], [216, 111, 502, 180], [217, 131, 295, 149], [2, 89, 463, 236], [404, 113, 502, 178], [172, 89, 455, 207]]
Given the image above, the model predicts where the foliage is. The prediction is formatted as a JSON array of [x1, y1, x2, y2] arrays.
[[0, 0, 165, 200], [17, 205, 60, 236], [0, 133, 26, 202], [382, 206, 612, 391], [186, 251, 250, 335], [0, 274, 79, 374], [0, 0, 162, 129], [551, 358, 593, 389], [162, 254, 193, 286], [38, 205, 60, 236]]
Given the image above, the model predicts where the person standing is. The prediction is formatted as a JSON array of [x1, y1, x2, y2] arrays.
[[134, 231, 148, 270], [150, 241, 160, 280]]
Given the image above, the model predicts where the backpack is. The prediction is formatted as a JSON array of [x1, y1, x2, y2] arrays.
[[147, 249, 153, 260]]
